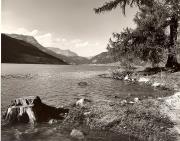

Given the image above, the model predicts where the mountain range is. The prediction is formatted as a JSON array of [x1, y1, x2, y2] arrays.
[[1, 33, 115, 65], [1, 34, 67, 64], [47, 47, 78, 57]]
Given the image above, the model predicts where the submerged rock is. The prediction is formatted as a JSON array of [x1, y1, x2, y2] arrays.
[[3, 96, 69, 125], [78, 82, 88, 86]]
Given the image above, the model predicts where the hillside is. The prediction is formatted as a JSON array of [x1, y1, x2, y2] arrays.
[[47, 47, 78, 57], [1, 34, 67, 64], [90, 52, 114, 64], [47, 47, 90, 64]]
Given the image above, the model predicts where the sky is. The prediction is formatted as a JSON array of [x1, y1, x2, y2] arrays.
[[2, 0, 138, 57]]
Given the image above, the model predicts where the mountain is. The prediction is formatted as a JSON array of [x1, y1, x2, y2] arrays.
[[1, 33, 68, 64], [47, 47, 78, 57], [90, 52, 114, 64], [47, 47, 90, 65]]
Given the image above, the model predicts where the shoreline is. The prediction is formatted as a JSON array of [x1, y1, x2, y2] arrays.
[[95, 67, 180, 140], [2, 65, 180, 141]]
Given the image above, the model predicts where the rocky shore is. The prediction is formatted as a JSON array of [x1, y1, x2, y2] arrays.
[[98, 67, 180, 140], [3, 68, 180, 141]]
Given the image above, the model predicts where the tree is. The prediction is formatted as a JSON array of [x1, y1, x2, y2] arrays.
[[94, 0, 180, 69]]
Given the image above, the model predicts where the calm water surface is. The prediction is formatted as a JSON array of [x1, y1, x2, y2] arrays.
[[1, 64, 171, 141]]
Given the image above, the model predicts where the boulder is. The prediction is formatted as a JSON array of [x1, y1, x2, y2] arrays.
[[78, 82, 88, 86], [124, 75, 129, 81], [120, 100, 127, 106], [70, 129, 84, 140], [138, 77, 150, 83], [48, 119, 58, 124], [3, 96, 69, 125], [76, 98, 91, 107], [134, 97, 139, 103]]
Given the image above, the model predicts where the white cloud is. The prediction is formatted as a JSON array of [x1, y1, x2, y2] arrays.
[[62, 38, 67, 42], [75, 41, 89, 47], [9, 27, 39, 36], [71, 39, 82, 44], [30, 29, 38, 36], [36, 33, 53, 47]]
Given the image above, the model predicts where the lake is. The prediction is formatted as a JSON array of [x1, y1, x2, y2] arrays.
[[1, 64, 171, 141]]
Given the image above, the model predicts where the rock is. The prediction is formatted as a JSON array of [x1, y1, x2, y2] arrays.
[[129, 101, 135, 104], [120, 100, 127, 106], [134, 97, 139, 103], [76, 98, 91, 107], [124, 75, 129, 81], [152, 82, 161, 87], [3, 96, 69, 125], [78, 82, 88, 86], [70, 129, 84, 140], [84, 112, 91, 116], [48, 119, 58, 124], [138, 77, 150, 83]]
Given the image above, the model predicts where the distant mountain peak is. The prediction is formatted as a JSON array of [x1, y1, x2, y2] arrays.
[[47, 47, 78, 57]]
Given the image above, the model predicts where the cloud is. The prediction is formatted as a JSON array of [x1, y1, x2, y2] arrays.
[[71, 39, 82, 44], [10, 27, 39, 36], [31, 29, 39, 36], [75, 41, 89, 47], [36, 33, 53, 47]]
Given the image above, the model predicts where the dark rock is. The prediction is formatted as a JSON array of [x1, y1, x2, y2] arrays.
[[78, 82, 88, 86], [3, 96, 69, 125]]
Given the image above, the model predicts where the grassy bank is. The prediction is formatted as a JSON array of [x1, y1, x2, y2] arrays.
[[62, 67, 180, 141], [63, 98, 177, 141]]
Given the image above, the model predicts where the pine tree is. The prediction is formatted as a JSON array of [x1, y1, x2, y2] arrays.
[[94, 0, 180, 68]]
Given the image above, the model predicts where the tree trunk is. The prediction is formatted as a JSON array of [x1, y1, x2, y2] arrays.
[[165, 15, 179, 69]]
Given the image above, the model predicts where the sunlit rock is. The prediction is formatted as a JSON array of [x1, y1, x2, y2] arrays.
[[120, 100, 127, 106], [84, 111, 91, 116], [152, 82, 161, 87], [70, 129, 84, 140], [76, 98, 91, 107], [129, 101, 135, 104], [48, 119, 58, 124], [138, 77, 150, 83], [134, 97, 139, 103], [124, 75, 129, 81]]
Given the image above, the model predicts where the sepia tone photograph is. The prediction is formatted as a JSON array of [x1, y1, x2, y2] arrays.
[[1, 0, 180, 141]]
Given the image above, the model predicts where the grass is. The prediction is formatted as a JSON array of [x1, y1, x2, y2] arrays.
[[61, 99, 177, 141]]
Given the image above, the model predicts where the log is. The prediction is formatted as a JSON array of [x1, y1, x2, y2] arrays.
[[3, 96, 69, 125]]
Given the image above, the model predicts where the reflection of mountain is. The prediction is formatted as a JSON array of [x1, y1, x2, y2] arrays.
[[47, 47, 90, 65], [90, 52, 114, 64], [1, 34, 67, 64], [47, 47, 78, 57]]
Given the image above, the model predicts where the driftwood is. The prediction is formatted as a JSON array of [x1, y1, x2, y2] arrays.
[[3, 96, 69, 125]]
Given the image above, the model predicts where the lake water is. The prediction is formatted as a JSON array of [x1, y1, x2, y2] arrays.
[[1, 64, 171, 141]]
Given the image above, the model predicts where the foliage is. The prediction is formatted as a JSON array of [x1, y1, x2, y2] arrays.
[[107, 4, 169, 66], [95, 0, 180, 68]]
